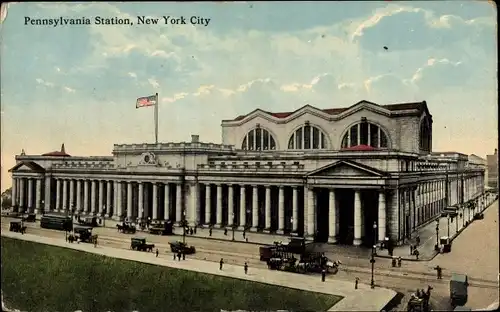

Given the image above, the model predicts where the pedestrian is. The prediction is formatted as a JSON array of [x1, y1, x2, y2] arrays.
[[435, 265, 443, 279], [220, 258, 224, 270], [194, 225, 197, 234], [416, 235, 420, 246], [182, 252, 186, 260], [94, 239, 97, 248], [156, 249, 159, 258], [209, 228, 213, 237], [243, 230, 246, 239], [244, 262, 248, 274], [173, 253, 176, 260], [321, 269, 326, 282], [177, 252, 181, 261], [414, 249, 420, 260], [224, 228, 228, 236], [410, 244, 413, 255], [355, 277, 359, 289], [397, 256, 402, 267]]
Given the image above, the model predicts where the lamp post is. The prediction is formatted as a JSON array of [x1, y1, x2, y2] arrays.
[[102, 205, 106, 227], [435, 219, 440, 249], [447, 214, 450, 237], [370, 221, 377, 289], [181, 210, 187, 244], [462, 204, 465, 227], [41, 200, 45, 215], [231, 213, 235, 241]]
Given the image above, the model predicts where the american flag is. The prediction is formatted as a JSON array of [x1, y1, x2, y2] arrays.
[[136, 95, 157, 108]]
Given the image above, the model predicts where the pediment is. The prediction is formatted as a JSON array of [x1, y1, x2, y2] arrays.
[[9, 161, 45, 173], [306, 160, 386, 177]]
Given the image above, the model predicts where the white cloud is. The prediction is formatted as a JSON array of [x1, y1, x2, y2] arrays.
[[161, 92, 189, 103], [35, 78, 55, 87], [63, 86, 76, 93], [55, 67, 61, 72], [410, 58, 462, 83], [150, 50, 176, 59], [128, 72, 137, 78], [193, 85, 215, 97], [148, 78, 160, 89]]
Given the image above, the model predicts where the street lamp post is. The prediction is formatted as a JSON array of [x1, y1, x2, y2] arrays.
[[231, 213, 235, 241], [370, 221, 377, 289], [435, 219, 440, 250], [41, 200, 45, 215], [447, 214, 450, 237], [462, 204, 465, 227], [102, 205, 106, 227]]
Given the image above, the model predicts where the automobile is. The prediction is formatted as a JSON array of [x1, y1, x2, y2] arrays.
[[73, 225, 97, 243], [450, 273, 468, 307], [117, 222, 137, 234], [169, 241, 196, 254], [22, 213, 36, 222], [130, 237, 155, 252], [9, 221, 27, 233], [149, 220, 174, 236]]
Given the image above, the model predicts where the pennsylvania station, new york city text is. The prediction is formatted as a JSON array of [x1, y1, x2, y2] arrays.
[[24, 15, 211, 27]]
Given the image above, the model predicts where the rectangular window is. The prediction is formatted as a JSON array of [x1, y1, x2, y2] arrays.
[[295, 128, 303, 149], [312, 127, 319, 149], [370, 124, 378, 147], [304, 126, 311, 149], [360, 122, 368, 145], [255, 128, 262, 150], [350, 125, 358, 147]]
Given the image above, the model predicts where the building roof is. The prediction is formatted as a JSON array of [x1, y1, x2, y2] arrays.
[[42, 143, 71, 157], [226, 101, 428, 122]]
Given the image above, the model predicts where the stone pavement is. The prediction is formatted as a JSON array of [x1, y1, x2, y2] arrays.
[[2, 231, 397, 312], [376, 198, 497, 262]]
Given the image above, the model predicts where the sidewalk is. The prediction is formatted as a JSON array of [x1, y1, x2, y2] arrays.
[[2, 231, 397, 312], [376, 199, 497, 262]]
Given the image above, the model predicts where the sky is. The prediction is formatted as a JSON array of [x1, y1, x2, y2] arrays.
[[0, 1, 497, 191]]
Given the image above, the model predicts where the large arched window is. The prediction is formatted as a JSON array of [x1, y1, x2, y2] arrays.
[[419, 118, 432, 151], [241, 126, 276, 150], [288, 123, 328, 150], [340, 120, 389, 149]]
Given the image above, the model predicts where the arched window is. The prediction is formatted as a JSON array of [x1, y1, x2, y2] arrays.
[[340, 121, 389, 149], [419, 119, 431, 151], [241, 127, 276, 150], [288, 124, 327, 150]]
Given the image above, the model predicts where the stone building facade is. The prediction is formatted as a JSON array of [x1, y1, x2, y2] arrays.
[[9, 100, 486, 245]]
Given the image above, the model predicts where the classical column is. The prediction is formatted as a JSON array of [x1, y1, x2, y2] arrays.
[[84, 180, 90, 213], [264, 186, 271, 230], [164, 183, 170, 220], [227, 184, 234, 226], [11, 177, 17, 210], [116, 181, 122, 219], [138, 182, 144, 219], [292, 186, 298, 232], [127, 182, 133, 219], [216, 184, 223, 226], [190, 183, 199, 224], [239, 185, 246, 229], [44, 176, 51, 212], [278, 186, 285, 233], [61, 179, 67, 212], [353, 190, 362, 246], [69, 179, 75, 211], [98, 180, 104, 215], [76, 180, 82, 212], [252, 185, 258, 229], [90, 180, 96, 214], [205, 184, 211, 224], [35, 178, 42, 214], [106, 181, 112, 217], [328, 189, 336, 243], [152, 183, 158, 220], [28, 179, 33, 213], [175, 184, 182, 222], [18, 178, 25, 211], [306, 188, 315, 236], [378, 191, 386, 242], [55, 179, 61, 211]]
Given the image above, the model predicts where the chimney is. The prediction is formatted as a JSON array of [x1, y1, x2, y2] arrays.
[[61, 143, 66, 153], [191, 135, 199, 143]]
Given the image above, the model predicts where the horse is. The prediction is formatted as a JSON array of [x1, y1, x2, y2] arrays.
[[116, 224, 124, 232]]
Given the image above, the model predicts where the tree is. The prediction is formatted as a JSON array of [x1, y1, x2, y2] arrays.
[[1, 187, 12, 210]]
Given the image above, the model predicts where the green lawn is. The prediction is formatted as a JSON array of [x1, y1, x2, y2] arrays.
[[1, 237, 342, 312]]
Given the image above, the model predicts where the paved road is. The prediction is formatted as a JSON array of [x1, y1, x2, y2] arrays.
[[2, 202, 498, 311]]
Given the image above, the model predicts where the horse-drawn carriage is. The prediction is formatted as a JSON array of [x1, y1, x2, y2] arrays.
[[9, 221, 27, 234], [68, 226, 98, 244], [117, 222, 136, 234], [407, 285, 432, 312], [169, 241, 196, 254], [266, 252, 340, 274]]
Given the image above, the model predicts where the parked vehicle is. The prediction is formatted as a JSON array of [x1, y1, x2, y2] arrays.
[[169, 241, 196, 254], [22, 213, 36, 222], [440, 236, 452, 253], [40, 214, 73, 231], [450, 273, 468, 307], [117, 222, 136, 234], [149, 220, 174, 236], [9, 221, 27, 233], [78, 216, 98, 227], [441, 206, 459, 217], [73, 225, 97, 243], [130, 237, 155, 252]]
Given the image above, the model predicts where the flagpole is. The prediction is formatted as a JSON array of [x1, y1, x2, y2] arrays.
[[154, 93, 159, 144]]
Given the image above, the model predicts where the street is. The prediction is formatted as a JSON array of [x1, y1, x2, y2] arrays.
[[2, 200, 498, 311]]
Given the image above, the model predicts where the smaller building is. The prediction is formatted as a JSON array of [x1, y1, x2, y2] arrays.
[[486, 149, 498, 190]]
